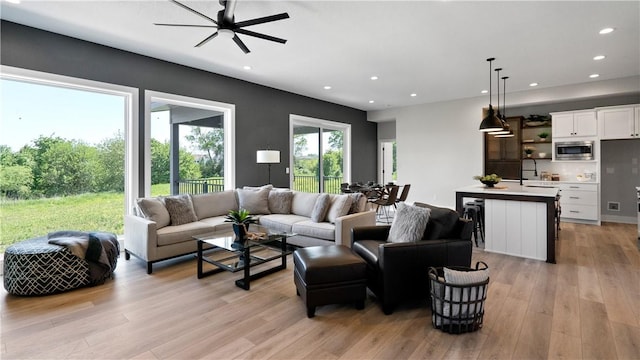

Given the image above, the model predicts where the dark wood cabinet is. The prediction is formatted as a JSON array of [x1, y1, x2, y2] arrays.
[[484, 116, 522, 179]]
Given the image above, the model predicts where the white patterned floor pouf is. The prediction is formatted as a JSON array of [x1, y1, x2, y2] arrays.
[[4, 236, 92, 296]]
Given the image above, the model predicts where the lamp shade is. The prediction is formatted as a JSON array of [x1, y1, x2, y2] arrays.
[[256, 150, 280, 164], [479, 105, 504, 132]]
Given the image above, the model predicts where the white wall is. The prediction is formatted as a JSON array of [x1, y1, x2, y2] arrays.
[[367, 76, 640, 209]]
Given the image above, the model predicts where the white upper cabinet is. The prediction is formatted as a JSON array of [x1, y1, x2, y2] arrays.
[[551, 110, 597, 138], [597, 105, 640, 140]]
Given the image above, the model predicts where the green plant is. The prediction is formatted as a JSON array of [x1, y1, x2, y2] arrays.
[[224, 208, 257, 225], [524, 147, 534, 154], [473, 174, 502, 183], [538, 131, 549, 139]]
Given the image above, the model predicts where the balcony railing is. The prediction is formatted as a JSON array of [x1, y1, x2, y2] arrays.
[[178, 177, 224, 195], [293, 175, 342, 194]]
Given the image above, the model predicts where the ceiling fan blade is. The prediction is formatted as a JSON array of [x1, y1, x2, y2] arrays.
[[195, 32, 219, 47], [222, 0, 237, 24], [169, 0, 217, 25], [154, 23, 217, 28], [234, 13, 289, 28], [235, 28, 287, 44], [232, 34, 251, 54]]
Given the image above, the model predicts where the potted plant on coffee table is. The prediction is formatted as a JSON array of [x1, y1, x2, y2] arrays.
[[225, 208, 257, 241]]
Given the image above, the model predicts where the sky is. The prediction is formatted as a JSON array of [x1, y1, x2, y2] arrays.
[[0, 79, 126, 151]]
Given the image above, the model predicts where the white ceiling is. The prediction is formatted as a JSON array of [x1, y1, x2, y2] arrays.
[[1, 0, 639, 111]]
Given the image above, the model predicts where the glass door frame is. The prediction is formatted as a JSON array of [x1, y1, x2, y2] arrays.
[[289, 114, 351, 192], [144, 90, 236, 196]]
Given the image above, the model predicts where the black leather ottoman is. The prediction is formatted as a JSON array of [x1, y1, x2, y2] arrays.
[[293, 245, 367, 318]]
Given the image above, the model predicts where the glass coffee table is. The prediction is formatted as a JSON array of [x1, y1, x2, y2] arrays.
[[195, 227, 295, 290]]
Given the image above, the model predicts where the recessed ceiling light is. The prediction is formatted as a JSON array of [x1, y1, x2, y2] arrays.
[[589, 74, 600, 78], [529, 82, 539, 87], [323, 85, 332, 90], [481, 90, 488, 94], [370, 76, 378, 81], [599, 27, 614, 34], [243, 65, 252, 70], [593, 55, 606, 61], [369, 100, 375, 104], [6, 0, 21, 3], [410, 93, 417, 97]]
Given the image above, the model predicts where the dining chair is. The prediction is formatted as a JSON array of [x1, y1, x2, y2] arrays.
[[395, 184, 411, 207], [372, 185, 399, 223]]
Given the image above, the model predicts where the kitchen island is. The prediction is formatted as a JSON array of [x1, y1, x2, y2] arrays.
[[455, 182, 559, 263]]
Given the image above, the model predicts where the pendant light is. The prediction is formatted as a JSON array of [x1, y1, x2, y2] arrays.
[[479, 57, 503, 132], [495, 76, 514, 138], [489, 67, 510, 135]]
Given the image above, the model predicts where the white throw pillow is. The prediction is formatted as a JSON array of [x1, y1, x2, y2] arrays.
[[387, 202, 431, 243], [325, 194, 352, 223], [237, 188, 271, 215]]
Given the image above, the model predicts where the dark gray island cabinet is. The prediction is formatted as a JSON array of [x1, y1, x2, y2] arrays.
[[455, 182, 559, 263]]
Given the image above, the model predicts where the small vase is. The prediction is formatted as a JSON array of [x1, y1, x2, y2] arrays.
[[526, 153, 532, 158], [232, 223, 248, 241]]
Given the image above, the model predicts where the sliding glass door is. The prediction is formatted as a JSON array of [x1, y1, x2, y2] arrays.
[[290, 115, 350, 194]]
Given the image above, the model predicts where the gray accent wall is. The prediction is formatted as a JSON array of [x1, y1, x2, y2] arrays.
[[1, 20, 377, 192], [601, 139, 640, 221]]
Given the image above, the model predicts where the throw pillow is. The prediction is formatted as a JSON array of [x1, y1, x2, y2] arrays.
[[443, 267, 490, 323], [387, 202, 431, 243], [243, 184, 274, 191], [310, 193, 330, 223], [237, 188, 271, 215], [268, 190, 293, 214], [325, 194, 352, 223], [137, 197, 171, 229], [348, 192, 366, 214], [163, 194, 198, 226]]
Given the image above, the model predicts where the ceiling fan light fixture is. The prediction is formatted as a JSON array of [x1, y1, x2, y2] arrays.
[[218, 28, 235, 39]]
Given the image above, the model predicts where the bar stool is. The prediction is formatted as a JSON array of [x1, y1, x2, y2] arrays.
[[473, 199, 485, 237], [463, 202, 484, 246]]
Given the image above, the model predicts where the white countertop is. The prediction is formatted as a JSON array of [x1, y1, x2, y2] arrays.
[[456, 182, 560, 197]]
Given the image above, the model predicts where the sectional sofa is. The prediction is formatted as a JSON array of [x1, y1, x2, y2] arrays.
[[124, 186, 375, 273]]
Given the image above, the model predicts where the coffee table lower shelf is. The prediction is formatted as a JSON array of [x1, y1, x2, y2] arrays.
[[196, 235, 291, 290]]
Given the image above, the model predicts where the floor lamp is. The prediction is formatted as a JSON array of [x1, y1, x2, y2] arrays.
[[256, 150, 280, 184]]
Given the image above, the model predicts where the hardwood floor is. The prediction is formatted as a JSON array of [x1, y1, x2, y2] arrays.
[[2, 222, 639, 359]]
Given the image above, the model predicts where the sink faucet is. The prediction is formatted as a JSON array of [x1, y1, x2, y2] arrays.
[[520, 158, 538, 185]]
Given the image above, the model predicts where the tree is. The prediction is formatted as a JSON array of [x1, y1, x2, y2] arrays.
[[185, 126, 224, 177], [37, 139, 98, 196], [293, 134, 308, 157], [95, 131, 125, 192], [322, 150, 343, 177], [328, 131, 343, 151], [150, 139, 201, 185], [0, 165, 33, 198]]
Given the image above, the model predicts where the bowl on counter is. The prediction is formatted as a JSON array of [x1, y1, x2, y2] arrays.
[[538, 152, 547, 158], [480, 180, 500, 188]]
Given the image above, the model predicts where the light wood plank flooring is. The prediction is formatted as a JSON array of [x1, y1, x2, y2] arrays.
[[2, 222, 639, 359]]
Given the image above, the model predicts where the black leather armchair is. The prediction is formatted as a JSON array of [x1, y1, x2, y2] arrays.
[[351, 203, 473, 314]]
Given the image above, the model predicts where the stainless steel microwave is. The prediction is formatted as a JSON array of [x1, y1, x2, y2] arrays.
[[555, 140, 594, 160]]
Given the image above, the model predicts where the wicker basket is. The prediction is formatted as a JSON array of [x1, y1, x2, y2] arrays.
[[428, 261, 489, 334]]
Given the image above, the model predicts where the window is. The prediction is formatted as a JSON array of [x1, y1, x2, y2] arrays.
[[144, 91, 235, 196], [289, 114, 351, 193]]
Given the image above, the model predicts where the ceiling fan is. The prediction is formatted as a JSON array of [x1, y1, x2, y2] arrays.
[[155, 0, 289, 54]]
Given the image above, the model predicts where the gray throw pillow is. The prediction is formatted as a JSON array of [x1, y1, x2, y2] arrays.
[[237, 188, 271, 215], [268, 190, 293, 214], [387, 202, 431, 243], [137, 197, 171, 229], [348, 192, 366, 214], [310, 193, 330, 222], [443, 267, 490, 321], [164, 194, 197, 226], [325, 194, 352, 223]]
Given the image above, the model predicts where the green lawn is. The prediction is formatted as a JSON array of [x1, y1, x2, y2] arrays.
[[0, 183, 170, 252]]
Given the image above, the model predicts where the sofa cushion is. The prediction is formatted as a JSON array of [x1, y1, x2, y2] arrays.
[[136, 197, 170, 229], [348, 192, 367, 214], [387, 203, 431, 243], [310, 194, 331, 222], [259, 214, 308, 233], [197, 216, 229, 228], [156, 221, 213, 246], [237, 188, 271, 215], [191, 190, 238, 220], [414, 202, 461, 240], [292, 220, 336, 241], [325, 194, 352, 223], [164, 194, 198, 226], [291, 192, 320, 217], [268, 190, 294, 214]]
